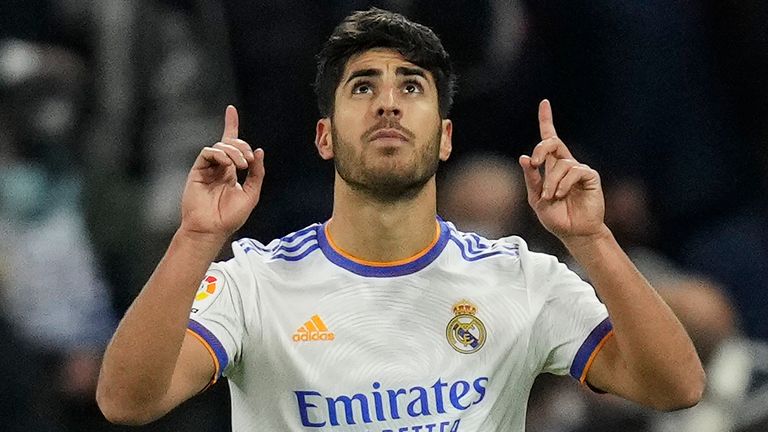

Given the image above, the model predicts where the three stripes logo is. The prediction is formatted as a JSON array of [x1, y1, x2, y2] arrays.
[[292, 314, 335, 342]]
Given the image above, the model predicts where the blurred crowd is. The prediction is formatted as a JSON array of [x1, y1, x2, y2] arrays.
[[1, 1, 767, 431]]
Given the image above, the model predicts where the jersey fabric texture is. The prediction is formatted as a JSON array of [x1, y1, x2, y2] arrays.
[[187, 219, 613, 432]]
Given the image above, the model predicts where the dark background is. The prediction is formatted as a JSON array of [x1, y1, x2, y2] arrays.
[[1, 1, 767, 430]]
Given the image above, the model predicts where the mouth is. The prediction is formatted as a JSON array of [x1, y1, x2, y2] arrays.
[[369, 128, 409, 143]]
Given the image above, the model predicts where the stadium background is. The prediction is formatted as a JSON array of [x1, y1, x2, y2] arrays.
[[1, 1, 767, 431]]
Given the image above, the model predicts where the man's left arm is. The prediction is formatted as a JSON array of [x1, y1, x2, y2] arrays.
[[563, 228, 705, 410], [520, 100, 705, 411]]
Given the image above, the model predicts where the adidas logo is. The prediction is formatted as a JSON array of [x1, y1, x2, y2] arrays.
[[293, 314, 335, 342]]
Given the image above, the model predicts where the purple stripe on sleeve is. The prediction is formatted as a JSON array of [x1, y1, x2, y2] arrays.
[[188, 319, 229, 377], [569, 317, 613, 380]]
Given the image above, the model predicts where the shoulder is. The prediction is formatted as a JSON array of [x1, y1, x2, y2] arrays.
[[442, 221, 561, 268], [441, 221, 583, 290], [442, 221, 524, 263], [232, 223, 323, 263]]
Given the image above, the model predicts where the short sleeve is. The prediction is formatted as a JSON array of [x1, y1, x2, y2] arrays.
[[187, 246, 255, 382], [523, 247, 613, 383]]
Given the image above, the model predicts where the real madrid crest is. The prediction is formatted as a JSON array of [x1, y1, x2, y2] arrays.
[[446, 300, 486, 354]]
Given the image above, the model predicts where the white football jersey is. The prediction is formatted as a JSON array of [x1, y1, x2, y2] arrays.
[[187, 219, 613, 432]]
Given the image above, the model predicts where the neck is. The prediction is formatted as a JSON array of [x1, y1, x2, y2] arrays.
[[327, 173, 439, 262]]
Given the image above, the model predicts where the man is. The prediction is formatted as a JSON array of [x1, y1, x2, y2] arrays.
[[97, 8, 705, 431]]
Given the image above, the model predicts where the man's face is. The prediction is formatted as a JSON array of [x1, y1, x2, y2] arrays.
[[316, 48, 452, 200]]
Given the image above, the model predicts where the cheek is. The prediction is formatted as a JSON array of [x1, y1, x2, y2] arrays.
[[333, 112, 365, 141], [411, 104, 441, 131]]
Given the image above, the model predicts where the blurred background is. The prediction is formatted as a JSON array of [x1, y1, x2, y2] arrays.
[[1, 1, 767, 431]]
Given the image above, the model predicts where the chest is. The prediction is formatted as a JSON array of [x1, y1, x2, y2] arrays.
[[247, 270, 533, 381], [230, 267, 538, 430]]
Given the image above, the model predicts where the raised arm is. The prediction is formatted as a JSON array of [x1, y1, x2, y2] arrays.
[[96, 106, 265, 424], [519, 100, 705, 411]]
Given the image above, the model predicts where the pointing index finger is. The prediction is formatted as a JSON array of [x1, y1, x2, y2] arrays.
[[222, 105, 239, 141], [538, 99, 557, 140]]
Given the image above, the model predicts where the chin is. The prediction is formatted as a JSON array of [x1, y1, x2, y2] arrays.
[[365, 170, 433, 197]]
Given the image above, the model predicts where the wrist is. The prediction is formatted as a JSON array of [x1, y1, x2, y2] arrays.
[[559, 224, 614, 257], [175, 225, 231, 250]]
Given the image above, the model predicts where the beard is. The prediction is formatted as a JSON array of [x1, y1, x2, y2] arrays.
[[331, 120, 443, 202]]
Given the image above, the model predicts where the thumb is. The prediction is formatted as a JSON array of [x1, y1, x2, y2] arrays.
[[519, 155, 542, 203]]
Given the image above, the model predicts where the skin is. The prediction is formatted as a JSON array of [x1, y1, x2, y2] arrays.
[[520, 101, 705, 409], [315, 48, 453, 261], [96, 106, 265, 424], [96, 48, 704, 425]]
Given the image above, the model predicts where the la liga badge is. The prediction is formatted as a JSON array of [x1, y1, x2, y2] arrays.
[[191, 269, 225, 314]]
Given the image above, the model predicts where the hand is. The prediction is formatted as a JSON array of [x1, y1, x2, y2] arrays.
[[519, 100, 606, 240], [180, 105, 265, 241]]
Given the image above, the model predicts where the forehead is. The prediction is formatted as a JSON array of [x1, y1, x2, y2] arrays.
[[341, 48, 434, 82]]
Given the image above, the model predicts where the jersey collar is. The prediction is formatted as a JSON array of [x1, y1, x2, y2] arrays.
[[317, 217, 450, 277]]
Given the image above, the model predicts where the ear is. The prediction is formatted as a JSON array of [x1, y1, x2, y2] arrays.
[[315, 118, 334, 160], [439, 119, 453, 161]]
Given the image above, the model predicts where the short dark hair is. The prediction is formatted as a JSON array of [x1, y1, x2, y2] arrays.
[[314, 8, 457, 118]]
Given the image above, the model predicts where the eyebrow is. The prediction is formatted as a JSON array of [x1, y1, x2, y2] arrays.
[[344, 66, 428, 86]]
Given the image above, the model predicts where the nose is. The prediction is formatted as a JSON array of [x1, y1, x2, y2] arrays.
[[375, 86, 401, 119]]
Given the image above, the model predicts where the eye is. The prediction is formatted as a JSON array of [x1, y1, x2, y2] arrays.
[[352, 82, 373, 94], [403, 81, 424, 94]]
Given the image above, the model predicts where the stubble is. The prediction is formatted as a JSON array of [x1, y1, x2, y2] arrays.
[[331, 120, 443, 203]]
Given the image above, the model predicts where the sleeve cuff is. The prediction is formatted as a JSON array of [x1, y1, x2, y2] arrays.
[[187, 319, 230, 383], [569, 317, 614, 383]]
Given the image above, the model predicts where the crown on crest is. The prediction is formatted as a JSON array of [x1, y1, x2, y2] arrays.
[[453, 300, 477, 316]]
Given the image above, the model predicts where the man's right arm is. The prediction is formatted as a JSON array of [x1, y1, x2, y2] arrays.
[[96, 106, 265, 424], [97, 232, 224, 424]]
